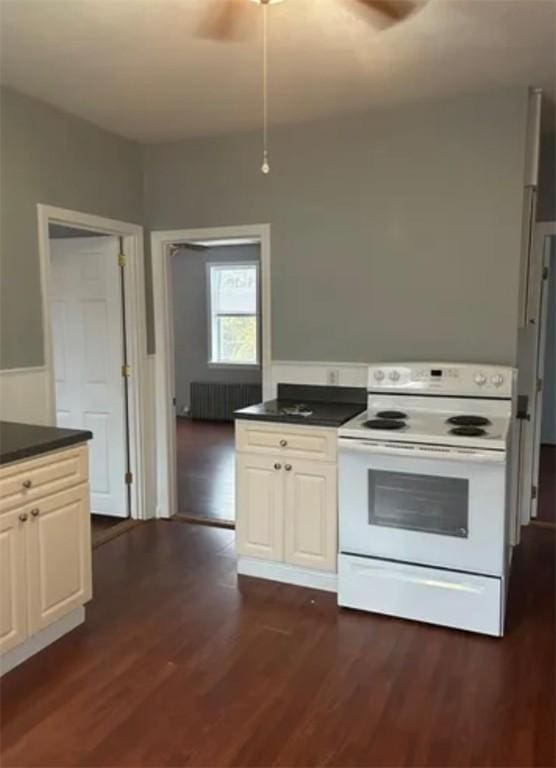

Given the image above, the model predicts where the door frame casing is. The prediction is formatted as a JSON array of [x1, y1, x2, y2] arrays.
[[151, 223, 272, 519], [37, 204, 149, 521], [528, 221, 556, 519]]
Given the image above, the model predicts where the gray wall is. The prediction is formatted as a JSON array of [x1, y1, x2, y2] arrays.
[[0, 86, 144, 369], [541, 240, 556, 444], [171, 244, 261, 413], [144, 90, 529, 366]]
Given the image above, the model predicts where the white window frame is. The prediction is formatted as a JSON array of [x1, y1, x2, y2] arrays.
[[206, 261, 261, 369]]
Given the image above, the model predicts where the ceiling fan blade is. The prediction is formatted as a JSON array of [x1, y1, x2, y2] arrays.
[[348, 0, 420, 27], [197, 0, 252, 41]]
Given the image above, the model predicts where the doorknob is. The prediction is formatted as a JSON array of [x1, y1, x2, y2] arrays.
[[274, 463, 282, 470], [279, 439, 288, 447], [22, 479, 32, 489], [18, 513, 28, 522], [30, 508, 40, 517], [284, 464, 292, 471]]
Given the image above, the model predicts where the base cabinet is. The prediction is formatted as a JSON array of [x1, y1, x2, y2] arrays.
[[235, 422, 338, 576], [27, 484, 92, 635], [284, 461, 337, 572], [0, 445, 92, 665], [236, 454, 284, 561], [0, 509, 28, 654]]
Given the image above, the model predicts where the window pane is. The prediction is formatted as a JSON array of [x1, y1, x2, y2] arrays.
[[212, 265, 257, 314], [217, 315, 257, 364]]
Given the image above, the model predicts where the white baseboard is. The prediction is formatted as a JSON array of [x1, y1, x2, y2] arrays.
[[270, 360, 368, 395], [0, 366, 51, 425], [237, 556, 338, 593], [0, 607, 85, 676]]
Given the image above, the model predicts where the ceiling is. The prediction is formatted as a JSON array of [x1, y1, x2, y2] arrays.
[[1, 0, 555, 143]]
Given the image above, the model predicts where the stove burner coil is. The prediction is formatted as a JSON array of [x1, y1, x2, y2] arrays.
[[375, 410, 407, 420], [449, 426, 487, 437], [364, 419, 407, 431], [447, 415, 491, 427]]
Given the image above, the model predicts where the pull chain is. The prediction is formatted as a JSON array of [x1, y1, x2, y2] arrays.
[[261, 0, 270, 174]]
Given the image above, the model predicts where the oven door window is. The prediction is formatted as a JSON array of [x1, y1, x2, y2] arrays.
[[368, 470, 469, 538]]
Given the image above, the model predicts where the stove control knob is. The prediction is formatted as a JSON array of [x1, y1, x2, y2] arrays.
[[474, 372, 487, 386], [491, 374, 504, 387], [389, 370, 401, 382], [374, 370, 385, 381]]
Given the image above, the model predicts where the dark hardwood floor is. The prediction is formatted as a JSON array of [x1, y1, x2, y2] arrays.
[[538, 445, 556, 524], [176, 418, 235, 523], [1, 516, 554, 766]]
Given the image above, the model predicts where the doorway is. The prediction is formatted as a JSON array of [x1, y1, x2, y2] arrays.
[[537, 234, 556, 525], [171, 241, 262, 526], [151, 224, 271, 521], [37, 205, 149, 540]]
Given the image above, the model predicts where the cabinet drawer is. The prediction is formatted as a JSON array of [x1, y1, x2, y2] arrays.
[[236, 420, 336, 462], [0, 445, 88, 513]]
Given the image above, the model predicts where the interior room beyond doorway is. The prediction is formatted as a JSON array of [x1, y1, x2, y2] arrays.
[[171, 239, 263, 526]]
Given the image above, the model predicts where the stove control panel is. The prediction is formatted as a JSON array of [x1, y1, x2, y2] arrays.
[[368, 363, 514, 399]]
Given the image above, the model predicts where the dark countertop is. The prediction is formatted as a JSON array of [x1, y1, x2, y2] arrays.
[[0, 421, 93, 465], [234, 384, 366, 428]]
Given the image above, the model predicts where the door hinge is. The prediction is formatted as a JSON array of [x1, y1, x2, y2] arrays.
[[121, 364, 131, 378], [118, 253, 126, 267], [537, 378, 543, 393], [531, 484, 537, 500], [542, 266, 549, 280], [125, 471, 133, 485]]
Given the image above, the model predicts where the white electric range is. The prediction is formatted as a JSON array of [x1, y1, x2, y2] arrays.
[[337, 362, 517, 636]]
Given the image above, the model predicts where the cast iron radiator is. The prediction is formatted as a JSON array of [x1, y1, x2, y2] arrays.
[[189, 382, 262, 422]]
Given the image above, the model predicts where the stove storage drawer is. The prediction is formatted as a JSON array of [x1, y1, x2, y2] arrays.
[[338, 554, 504, 636], [235, 420, 336, 463]]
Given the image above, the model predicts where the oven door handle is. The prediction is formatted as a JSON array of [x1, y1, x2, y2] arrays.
[[338, 438, 506, 464]]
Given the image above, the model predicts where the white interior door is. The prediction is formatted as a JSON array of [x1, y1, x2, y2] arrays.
[[49, 236, 128, 518]]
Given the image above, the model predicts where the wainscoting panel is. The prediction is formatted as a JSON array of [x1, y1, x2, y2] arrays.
[[0, 368, 52, 425], [270, 361, 368, 395]]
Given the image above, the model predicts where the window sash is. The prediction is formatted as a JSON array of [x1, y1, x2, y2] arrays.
[[208, 263, 260, 365]]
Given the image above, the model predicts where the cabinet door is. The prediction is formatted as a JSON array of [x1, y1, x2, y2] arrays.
[[0, 509, 28, 654], [236, 454, 284, 561], [284, 460, 337, 572], [26, 483, 92, 635]]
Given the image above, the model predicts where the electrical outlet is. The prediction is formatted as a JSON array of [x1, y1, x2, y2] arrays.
[[326, 368, 340, 386]]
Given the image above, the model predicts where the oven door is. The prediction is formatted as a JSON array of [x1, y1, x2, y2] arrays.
[[338, 439, 507, 576]]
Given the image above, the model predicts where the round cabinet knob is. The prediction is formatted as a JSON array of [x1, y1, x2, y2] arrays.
[[374, 370, 385, 381], [389, 370, 401, 382], [284, 464, 292, 472], [474, 372, 487, 386], [492, 374, 504, 387], [274, 463, 282, 470], [279, 439, 288, 447], [18, 513, 28, 522], [30, 508, 40, 517], [22, 479, 32, 489]]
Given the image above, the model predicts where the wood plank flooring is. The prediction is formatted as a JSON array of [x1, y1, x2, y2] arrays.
[[176, 419, 235, 524], [1, 519, 554, 767]]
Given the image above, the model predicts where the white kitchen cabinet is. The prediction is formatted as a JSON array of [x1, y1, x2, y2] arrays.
[[26, 484, 92, 635], [235, 420, 338, 586], [0, 443, 92, 673], [0, 508, 28, 654], [235, 453, 284, 562], [284, 460, 337, 572]]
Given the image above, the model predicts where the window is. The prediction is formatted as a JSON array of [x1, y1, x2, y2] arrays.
[[208, 263, 259, 365]]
